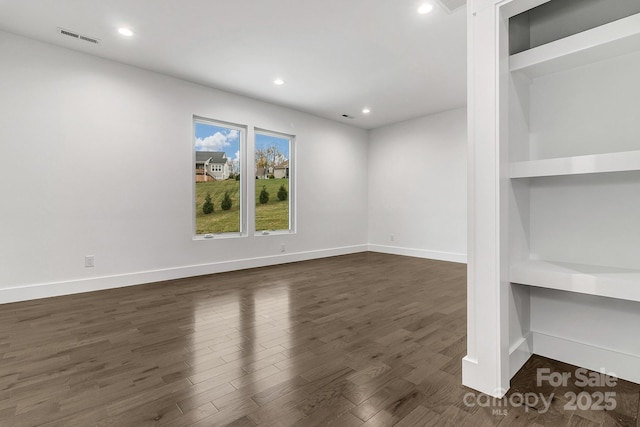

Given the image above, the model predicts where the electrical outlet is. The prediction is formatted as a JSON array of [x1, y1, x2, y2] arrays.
[[85, 255, 95, 268], [390, 234, 395, 242], [280, 243, 286, 253]]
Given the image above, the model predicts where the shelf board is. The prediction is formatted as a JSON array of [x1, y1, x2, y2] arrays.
[[511, 260, 640, 302], [510, 150, 640, 179], [510, 13, 640, 78]]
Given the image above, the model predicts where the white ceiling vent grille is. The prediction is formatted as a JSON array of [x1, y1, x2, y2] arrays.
[[434, 0, 466, 13], [57, 28, 100, 44]]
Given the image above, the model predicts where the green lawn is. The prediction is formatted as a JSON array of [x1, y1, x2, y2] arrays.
[[255, 179, 289, 231], [195, 178, 289, 234], [195, 180, 241, 234]]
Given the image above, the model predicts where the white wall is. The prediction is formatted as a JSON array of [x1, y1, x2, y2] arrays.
[[0, 30, 369, 303], [367, 108, 467, 263], [530, 288, 640, 384]]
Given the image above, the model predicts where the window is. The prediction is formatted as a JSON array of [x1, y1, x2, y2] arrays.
[[254, 129, 295, 233], [194, 117, 244, 236]]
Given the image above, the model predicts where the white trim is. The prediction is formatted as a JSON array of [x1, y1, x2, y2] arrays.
[[0, 245, 368, 305], [498, 0, 550, 19], [368, 244, 467, 264], [509, 333, 533, 377], [533, 332, 640, 385], [254, 229, 294, 237], [462, 356, 507, 398]]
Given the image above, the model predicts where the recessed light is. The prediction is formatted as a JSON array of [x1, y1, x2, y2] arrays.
[[118, 27, 134, 37], [417, 3, 433, 14], [362, 108, 371, 114], [274, 78, 285, 86]]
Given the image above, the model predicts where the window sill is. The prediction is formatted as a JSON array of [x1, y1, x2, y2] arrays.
[[254, 230, 294, 237], [193, 232, 246, 241]]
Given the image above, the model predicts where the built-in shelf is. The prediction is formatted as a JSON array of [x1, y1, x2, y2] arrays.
[[510, 260, 640, 302], [510, 12, 640, 78], [510, 150, 640, 178]]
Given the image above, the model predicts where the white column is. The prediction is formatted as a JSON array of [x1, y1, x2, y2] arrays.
[[462, 0, 509, 397]]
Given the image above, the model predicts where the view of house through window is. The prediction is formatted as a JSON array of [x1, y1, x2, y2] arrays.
[[255, 130, 293, 232], [194, 117, 243, 235]]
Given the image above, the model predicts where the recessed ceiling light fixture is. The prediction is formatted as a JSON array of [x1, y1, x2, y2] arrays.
[[118, 27, 134, 37], [274, 78, 285, 86], [362, 108, 371, 114], [417, 3, 434, 14]]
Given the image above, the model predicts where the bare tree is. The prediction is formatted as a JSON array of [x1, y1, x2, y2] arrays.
[[229, 158, 240, 175], [256, 148, 268, 169], [256, 144, 285, 175]]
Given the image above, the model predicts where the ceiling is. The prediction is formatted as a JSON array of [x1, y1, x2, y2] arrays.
[[0, 0, 467, 130]]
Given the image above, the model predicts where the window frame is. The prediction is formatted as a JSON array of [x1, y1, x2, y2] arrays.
[[253, 128, 296, 236], [192, 116, 247, 240]]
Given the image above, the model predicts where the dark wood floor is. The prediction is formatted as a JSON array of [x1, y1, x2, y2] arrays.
[[0, 252, 638, 426]]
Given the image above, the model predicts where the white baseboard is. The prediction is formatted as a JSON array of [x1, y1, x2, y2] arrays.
[[533, 332, 640, 385], [368, 244, 467, 264], [509, 333, 534, 377], [0, 245, 368, 305], [462, 356, 508, 397]]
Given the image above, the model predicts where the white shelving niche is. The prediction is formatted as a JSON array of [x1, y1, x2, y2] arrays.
[[506, 0, 640, 385]]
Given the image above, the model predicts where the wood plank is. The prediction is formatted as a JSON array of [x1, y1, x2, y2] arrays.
[[0, 252, 636, 426]]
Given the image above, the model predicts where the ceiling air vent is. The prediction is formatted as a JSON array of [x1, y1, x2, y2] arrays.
[[434, 0, 466, 13], [57, 28, 100, 45]]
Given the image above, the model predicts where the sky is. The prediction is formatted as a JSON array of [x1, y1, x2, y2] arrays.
[[255, 132, 289, 161], [194, 122, 240, 163], [194, 122, 290, 167]]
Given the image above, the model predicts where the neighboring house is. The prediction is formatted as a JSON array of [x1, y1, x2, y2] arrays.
[[255, 167, 267, 179], [274, 160, 289, 179], [196, 151, 229, 181], [256, 161, 288, 179], [255, 166, 274, 179]]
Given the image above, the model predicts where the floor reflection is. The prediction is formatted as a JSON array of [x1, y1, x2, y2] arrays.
[[185, 274, 292, 421]]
